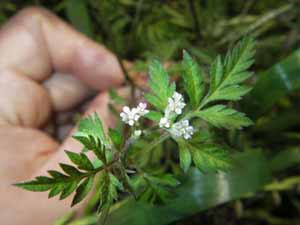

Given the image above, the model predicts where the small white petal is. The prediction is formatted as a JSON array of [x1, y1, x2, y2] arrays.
[[134, 130, 142, 137], [123, 106, 130, 113]]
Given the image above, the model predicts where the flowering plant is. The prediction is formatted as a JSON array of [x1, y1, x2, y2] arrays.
[[15, 37, 255, 220]]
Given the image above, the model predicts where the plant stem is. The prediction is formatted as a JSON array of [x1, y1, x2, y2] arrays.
[[143, 132, 170, 154], [116, 56, 136, 103]]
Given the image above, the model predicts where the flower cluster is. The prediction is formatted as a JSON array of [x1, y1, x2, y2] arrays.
[[120, 103, 149, 126], [165, 92, 186, 116], [159, 92, 186, 128], [158, 92, 194, 140], [120, 92, 194, 140], [170, 120, 194, 140]]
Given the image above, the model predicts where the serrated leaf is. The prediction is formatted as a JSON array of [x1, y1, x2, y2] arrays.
[[73, 113, 109, 149], [182, 50, 204, 108], [207, 85, 252, 102], [59, 163, 83, 176], [48, 184, 64, 198], [72, 176, 94, 206], [109, 174, 124, 191], [97, 172, 123, 211], [144, 60, 174, 110], [109, 128, 123, 149], [195, 105, 253, 129], [154, 174, 180, 187], [48, 170, 67, 179], [139, 173, 178, 204], [72, 132, 99, 151], [178, 142, 192, 172], [14, 180, 53, 192], [60, 181, 78, 200], [209, 55, 223, 92], [205, 37, 255, 106], [65, 150, 94, 171], [190, 145, 231, 172]]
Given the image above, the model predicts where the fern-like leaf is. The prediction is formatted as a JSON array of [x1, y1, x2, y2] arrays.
[[182, 50, 204, 108], [195, 105, 253, 129], [204, 37, 255, 106], [144, 60, 175, 110]]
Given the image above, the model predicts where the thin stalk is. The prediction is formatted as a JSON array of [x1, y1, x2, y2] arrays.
[[116, 56, 136, 103]]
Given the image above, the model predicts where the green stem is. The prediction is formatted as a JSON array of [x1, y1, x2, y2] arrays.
[[143, 132, 170, 154]]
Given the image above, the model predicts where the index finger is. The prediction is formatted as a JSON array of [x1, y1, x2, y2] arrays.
[[0, 7, 124, 90]]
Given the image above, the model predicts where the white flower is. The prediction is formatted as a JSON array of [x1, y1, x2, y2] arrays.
[[136, 103, 149, 116], [170, 120, 194, 140], [120, 106, 140, 126], [120, 102, 149, 126], [159, 117, 170, 128], [166, 92, 186, 115], [134, 130, 142, 137]]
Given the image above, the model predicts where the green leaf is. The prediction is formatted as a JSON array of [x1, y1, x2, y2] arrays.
[[182, 50, 204, 108], [16, 159, 97, 206], [60, 181, 79, 200], [149, 174, 180, 187], [144, 60, 174, 110], [65, 151, 94, 171], [15, 179, 53, 192], [72, 176, 94, 206], [209, 55, 223, 92], [65, 0, 93, 37], [270, 147, 300, 172], [105, 150, 272, 225], [48, 170, 67, 179], [67, 216, 98, 225], [98, 172, 123, 211], [243, 49, 300, 118], [73, 113, 109, 149], [48, 184, 64, 198], [144, 111, 163, 121], [138, 173, 179, 204], [195, 105, 253, 129], [59, 163, 83, 176], [109, 128, 123, 149], [204, 37, 255, 106], [190, 144, 231, 172], [178, 142, 192, 173]]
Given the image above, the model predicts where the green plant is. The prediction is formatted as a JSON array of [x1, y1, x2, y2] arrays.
[[15, 37, 255, 221]]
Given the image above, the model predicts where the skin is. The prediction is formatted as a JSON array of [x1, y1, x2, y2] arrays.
[[0, 7, 126, 225]]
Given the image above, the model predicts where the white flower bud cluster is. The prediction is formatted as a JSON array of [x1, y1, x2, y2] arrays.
[[120, 103, 149, 126], [159, 92, 186, 128], [165, 92, 186, 116], [159, 92, 194, 140], [170, 120, 194, 140]]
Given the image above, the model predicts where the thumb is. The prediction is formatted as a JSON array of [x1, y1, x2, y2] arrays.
[[0, 89, 129, 225]]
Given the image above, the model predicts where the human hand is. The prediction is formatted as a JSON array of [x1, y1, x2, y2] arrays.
[[0, 7, 125, 225]]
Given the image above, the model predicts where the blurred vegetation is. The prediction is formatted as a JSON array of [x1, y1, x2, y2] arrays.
[[1, 0, 300, 225], [0, 0, 299, 68]]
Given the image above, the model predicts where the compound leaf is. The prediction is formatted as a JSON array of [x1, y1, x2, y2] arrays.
[[72, 176, 94, 206], [182, 50, 204, 108], [191, 145, 231, 172], [204, 37, 255, 106], [144, 60, 174, 110], [195, 105, 253, 129]]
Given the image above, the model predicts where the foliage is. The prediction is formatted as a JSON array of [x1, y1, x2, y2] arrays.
[[3, 1, 300, 225], [16, 38, 255, 218]]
